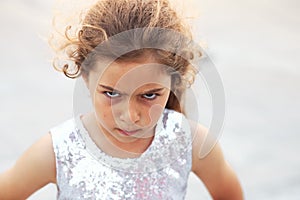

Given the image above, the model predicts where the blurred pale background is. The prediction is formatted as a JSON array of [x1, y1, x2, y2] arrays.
[[0, 0, 299, 199]]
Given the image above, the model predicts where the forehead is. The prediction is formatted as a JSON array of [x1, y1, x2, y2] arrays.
[[93, 60, 171, 92]]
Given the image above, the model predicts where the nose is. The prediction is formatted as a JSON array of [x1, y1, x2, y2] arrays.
[[119, 99, 140, 125]]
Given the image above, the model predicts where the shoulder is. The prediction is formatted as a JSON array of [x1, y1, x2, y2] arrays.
[[50, 117, 77, 138], [50, 116, 86, 150], [0, 133, 56, 199], [189, 121, 244, 199], [159, 109, 192, 141], [50, 117, 81, 148], [161, 109, 190, 130], [15, 133, 56, 183], [189, 121, 224, 172], [158, 108, 192, 145]]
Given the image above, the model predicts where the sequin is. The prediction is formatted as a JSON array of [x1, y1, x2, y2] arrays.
[[51, 109, 192, 199]]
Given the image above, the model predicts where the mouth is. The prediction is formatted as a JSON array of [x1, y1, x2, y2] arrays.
[[117, 128, 140, 136]]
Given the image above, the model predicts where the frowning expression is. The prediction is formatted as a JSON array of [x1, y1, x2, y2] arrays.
[[86, 58, 171, 143]]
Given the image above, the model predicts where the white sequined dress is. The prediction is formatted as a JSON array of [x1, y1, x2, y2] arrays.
[[51, 109, 192, 199]]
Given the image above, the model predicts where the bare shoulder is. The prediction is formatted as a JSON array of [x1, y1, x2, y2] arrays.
[[0, 133, 56, 199], [189, 120, 244, 199], [188, 121, 223, 173]]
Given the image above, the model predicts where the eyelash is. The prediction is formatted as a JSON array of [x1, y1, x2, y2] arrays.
[[141, 93, 160, 100], [104, 91, 121, 98], [103, 91, 160, 100]]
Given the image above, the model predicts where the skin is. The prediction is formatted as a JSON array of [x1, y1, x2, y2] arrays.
[[0, 57, 243, 199], [82, 60, 172, 155]]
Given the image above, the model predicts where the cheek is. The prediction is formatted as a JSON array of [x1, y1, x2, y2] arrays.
[[141, 94, 170, 125], [146, 105, 163, 125], [151, 92, 170, 120], [94, 95, 114, 122]]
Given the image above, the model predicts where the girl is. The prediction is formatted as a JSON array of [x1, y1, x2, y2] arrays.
[[0, 0, 243, 199]]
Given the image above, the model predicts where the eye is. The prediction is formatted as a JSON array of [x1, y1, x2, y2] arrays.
[[105, 91, 121, 98], [142, 93, 158, 100]]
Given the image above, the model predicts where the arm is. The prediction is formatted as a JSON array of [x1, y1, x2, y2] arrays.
[[0, 133, 56, 199], [190, 122, 243, 200]]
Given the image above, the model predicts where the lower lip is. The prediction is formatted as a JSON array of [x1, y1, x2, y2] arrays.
[[117, 129, 140, 136]]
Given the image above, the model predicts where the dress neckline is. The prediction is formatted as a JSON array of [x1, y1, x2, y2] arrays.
[[74, 113, 164, 173]]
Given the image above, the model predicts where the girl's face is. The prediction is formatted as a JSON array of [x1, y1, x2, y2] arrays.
[[86, 58, 171, 143]]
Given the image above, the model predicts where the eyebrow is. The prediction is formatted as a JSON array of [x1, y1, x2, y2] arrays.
[[98, 84, 122, 93], [141, 88, 165, 94], [98, 84, 165, 94]]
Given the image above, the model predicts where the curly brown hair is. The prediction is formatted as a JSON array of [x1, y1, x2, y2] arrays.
[[50, 0, 199, 113]]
